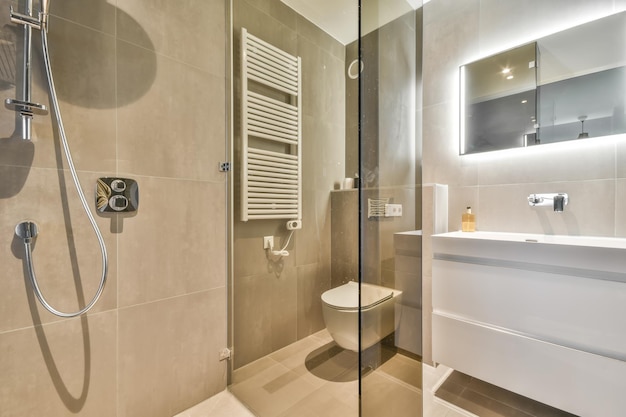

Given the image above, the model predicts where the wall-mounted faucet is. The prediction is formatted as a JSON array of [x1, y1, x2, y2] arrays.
[[527, 193, 569, 212]]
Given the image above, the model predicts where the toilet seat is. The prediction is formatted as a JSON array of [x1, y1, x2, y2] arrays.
[[321, 281, 393, 311]]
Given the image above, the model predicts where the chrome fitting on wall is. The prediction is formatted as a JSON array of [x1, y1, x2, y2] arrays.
[[527, 193, 569, 212], [5, 0, 50, 140]]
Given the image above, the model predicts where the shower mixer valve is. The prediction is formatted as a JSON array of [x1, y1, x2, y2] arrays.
[[96, 178, 139, 213]]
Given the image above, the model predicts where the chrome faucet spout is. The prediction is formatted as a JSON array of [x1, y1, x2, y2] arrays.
[[527, 193, 568, 212]]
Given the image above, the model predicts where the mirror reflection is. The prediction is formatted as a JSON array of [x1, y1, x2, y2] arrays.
[[461, 11, 626, 154]]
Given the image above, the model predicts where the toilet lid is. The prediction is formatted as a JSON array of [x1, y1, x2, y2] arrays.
[[322, 282, 393, 310]]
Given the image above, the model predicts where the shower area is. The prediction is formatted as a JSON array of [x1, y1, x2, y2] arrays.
[[229, 0, 424, 416], [0, 0, 230, 416]]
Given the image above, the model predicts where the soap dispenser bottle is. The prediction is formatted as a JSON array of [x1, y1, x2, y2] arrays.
[[462, 206, 475, 232]]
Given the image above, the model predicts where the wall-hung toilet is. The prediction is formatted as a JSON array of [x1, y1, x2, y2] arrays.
[[321, 281, 402, 351]]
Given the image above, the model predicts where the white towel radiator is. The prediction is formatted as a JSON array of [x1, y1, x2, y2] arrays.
[[240, 28, 302, 229]]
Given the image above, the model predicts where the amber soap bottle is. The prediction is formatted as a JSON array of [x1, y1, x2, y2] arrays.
[[462, 206, 475, 232]]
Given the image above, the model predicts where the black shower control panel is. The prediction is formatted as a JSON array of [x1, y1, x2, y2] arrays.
[[96, 178, 139, 213]]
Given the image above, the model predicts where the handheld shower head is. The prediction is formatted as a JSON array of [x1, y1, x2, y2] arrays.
[[40, 0, 50, 29]]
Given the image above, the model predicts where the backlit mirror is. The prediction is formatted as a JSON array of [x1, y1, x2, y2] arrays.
[[460, 11, 626, 155]]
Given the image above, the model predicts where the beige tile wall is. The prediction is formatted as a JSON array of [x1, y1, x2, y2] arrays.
[[0, 1, 228, 416], [422, 0, 626, 362], [232, 0, 345, 369]]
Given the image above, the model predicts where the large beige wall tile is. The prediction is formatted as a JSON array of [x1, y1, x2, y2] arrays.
[[422, 272, 433, 365], [233, 228, 296, 279], [478, 180, 615, 236], [52, 0, 116, 35], [299, 116, 343, 267], [118, 289, 226, 417], [330, 190, 359, 287], [299, 38, 326, 120], [0, 167, 117, 332], [118, 176, 225, 307], [48, 17, 116, 169], [116, 0, 226, 76], [233, 0, 297, 57], [394, 232, 422, 257], [378, 12, 418, 188], [422, 0, 479, 108], [476, 139, 616, 185], [447, 185, 478, 232], [306, 44, 345, 123], [20, 17, 117, 172], [297, 189, 326, 266], [0, 311, 117, 417], [297, 262, 329, 339], [233, 271, 272, 368], [422, 102, 478, 186], [614, 179, 626, 237], [617, 138, 626, 178], [117, 41, 225, 181], [345, 41, 359, 179], [297, 13, 344, 60], [478, 0, 615, 56], [233, 267, 298, 368]]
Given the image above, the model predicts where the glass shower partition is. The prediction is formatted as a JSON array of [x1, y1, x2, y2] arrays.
[[357, 2, 423, 416], [229, 0, 361, 416], [228, 1, 423, 416]]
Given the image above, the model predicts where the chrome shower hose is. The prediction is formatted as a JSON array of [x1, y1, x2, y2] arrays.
[[19, 27, 108, 318]]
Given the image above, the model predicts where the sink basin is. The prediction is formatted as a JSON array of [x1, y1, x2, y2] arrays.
[[435, 230, 626, 248], [433, 231, 626, 281]]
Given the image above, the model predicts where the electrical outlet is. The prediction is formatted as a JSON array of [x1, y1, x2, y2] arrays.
[[384, 203, 403, 217], [263, 236, 274, 249]]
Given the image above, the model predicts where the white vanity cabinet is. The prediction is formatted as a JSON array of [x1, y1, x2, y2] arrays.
[[432, 231, 626, 417]]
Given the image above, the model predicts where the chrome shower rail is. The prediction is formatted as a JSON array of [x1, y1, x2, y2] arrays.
[[5, 0, 48, 140]]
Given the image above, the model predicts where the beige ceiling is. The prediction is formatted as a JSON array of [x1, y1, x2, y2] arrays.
[[280, 0, 422, 45]]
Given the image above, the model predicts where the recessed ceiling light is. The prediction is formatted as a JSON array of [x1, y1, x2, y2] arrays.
[[521, 99, 528, 104], [502, 68, 511, 74], [506, 75, 514, 80]]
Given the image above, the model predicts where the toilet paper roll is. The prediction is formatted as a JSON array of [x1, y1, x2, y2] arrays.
[[342, 178, 354, 189]]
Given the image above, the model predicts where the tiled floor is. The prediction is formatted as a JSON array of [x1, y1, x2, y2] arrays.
[[229, 329, 423, 417], [424, 363, 474, 417], [177, 330, 574, 417], [433, 370, 578, 417], [176, 360, 465, 417], [173, 390, 255, 417]]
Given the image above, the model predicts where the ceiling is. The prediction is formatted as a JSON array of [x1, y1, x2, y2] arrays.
[[280, 0, 422, 45]]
